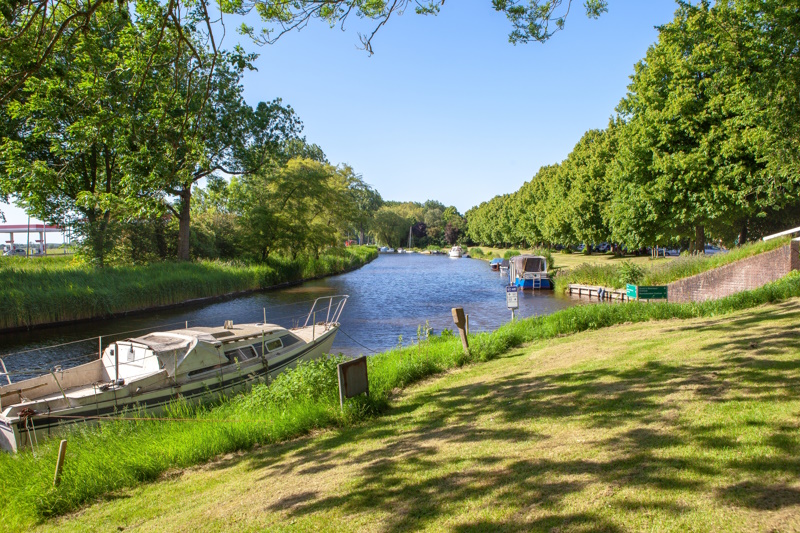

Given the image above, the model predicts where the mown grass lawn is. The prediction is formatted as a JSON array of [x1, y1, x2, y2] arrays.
[[36, 299, 800, 532]]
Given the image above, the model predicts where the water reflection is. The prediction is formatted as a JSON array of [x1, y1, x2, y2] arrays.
[[0, 254, 585, 378]]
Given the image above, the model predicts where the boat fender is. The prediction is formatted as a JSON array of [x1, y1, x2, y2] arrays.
[[115, 378, 125, 387]]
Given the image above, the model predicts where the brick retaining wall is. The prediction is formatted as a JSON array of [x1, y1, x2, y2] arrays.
[[667, 240, 800, 303]]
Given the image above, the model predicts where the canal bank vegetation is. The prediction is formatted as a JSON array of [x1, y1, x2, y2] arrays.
[[0, 246, 377, 330], [553, 237, 792, 292], [466, 2, 800, 255], [3, 271, 800, 530]]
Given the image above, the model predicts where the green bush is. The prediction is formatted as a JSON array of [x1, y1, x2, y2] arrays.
[[561, 247, 573, 254], [618, 261, 645, 286], [503, 250, 521, 260], [469, 247, 484, 258], [237, 355, 349, 410]]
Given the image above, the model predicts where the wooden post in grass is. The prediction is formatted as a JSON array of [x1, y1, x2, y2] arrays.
[[53, 440, 67, 486], [451, 308, 469, 354]]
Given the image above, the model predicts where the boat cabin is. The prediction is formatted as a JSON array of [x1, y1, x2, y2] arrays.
[[509, 255, 553, 290]]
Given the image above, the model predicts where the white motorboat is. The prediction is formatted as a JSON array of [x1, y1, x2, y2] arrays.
[[449, 245, 463, 258], [0, 296, 348, 453]]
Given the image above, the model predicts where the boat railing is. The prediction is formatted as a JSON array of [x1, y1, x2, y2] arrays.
[[303, 295, 349, 328], [0, 358, 11, 385]]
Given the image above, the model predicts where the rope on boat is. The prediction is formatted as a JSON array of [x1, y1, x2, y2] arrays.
[[337, 328, 380, 354]]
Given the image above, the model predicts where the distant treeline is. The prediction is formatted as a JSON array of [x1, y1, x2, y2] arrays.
[[467, 1, 800, 252]]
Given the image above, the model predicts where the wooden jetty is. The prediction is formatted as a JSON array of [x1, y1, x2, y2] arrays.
[[567, 284, 630, 302]]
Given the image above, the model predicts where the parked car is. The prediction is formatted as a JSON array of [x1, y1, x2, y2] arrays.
[[3, 248, 27, 257], [704, 245, 726, 255]]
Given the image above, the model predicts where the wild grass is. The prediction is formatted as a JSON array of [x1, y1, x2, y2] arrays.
[[554, 237, 792, 291], [0, 246, 377, 330], [2, 270, 800, 530]]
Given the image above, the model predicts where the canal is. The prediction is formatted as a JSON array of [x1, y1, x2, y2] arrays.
[[0, 254, 584, 379]]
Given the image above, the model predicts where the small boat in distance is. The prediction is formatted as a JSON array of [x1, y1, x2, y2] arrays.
[[509, 255, 553, 290], [449, 245, 463, 258], [489, 258, 503, 271], [499, 259, 510, 275], [0, 296, 348, 453]]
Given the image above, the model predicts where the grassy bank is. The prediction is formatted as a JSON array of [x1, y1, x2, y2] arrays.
[[2, 271, 800, 530], [0, 246, 377, 330], [33, 296, 800, 532], [470, 245, 665, 271], [554, 237, 792, 292]]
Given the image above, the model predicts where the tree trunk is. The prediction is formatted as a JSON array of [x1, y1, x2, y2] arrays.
[[738, 222, 748, 245], [695, 225, 706, 254], [177, 187, 192, 261]]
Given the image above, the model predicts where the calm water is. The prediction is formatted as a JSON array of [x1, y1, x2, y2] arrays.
[[0, 254, 584, 379]]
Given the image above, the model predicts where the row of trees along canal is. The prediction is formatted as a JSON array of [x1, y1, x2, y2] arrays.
[[466, 2, 800, 254], [0, 0, 597, 266]]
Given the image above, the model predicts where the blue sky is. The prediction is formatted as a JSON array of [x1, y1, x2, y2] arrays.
[[2, 0, 679, 231]]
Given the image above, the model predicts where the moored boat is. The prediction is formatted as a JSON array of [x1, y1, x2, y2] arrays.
[[489, 258, 503, 271], [509, 255, 553, 290], [449, 245, 463, 258], [0, 296, 348, 453]]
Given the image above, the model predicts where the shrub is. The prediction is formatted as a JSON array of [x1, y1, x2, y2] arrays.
[[469, 247, 484, 258], [618, 261, 645, 286], [503, 250, 521, 259]]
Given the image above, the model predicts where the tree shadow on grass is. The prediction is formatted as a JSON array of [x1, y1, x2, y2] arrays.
[[213, 302, 800, 530]]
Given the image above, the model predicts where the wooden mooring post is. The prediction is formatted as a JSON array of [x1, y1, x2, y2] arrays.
[[451, 307, 469, 354], [53, 440, 67, 486]]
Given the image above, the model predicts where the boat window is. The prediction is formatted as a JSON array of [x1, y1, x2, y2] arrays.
[[252, 342, 264, 358], [224, 346, 257, 362], [524, 258, 544, 272], [280, 335, 301, 348], [188, 363, 226, 377], [266, 339, 283, 352]]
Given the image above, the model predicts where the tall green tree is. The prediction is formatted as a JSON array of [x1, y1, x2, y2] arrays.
[[0, 3, 137, 263]]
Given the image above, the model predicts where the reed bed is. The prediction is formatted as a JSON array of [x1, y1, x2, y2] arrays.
[[0, 247, 377, 330], [554, 237, 792, 292], [1, 270, 799, 531]]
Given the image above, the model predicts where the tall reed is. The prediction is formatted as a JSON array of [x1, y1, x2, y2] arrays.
[[0, 247, 377, 330]]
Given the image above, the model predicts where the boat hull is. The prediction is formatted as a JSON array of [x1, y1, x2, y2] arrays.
[[514, 277, 553, 290], [0, 327, 337, 453]]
